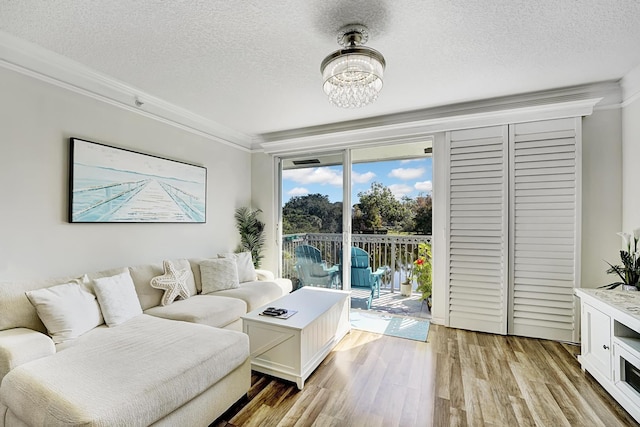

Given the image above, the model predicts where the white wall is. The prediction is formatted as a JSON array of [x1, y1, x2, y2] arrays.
[[251, 152, 278, 272], [0, 67, 252, 281], [581, 108, 623, 288], [622, 96, 640, 231]]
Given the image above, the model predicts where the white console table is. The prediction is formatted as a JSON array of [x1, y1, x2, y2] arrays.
[[575, 288, 640, 422]]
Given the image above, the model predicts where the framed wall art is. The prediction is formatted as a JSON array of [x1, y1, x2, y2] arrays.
[[69, 138, 206, 223]]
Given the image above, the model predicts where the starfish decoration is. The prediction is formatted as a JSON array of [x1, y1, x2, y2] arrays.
[[150, 260, 191, 306]]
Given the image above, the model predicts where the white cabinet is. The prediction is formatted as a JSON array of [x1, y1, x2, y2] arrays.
[[576, 289, 640, 422], [581, 302, 612, 380], [241, 288, 350, 389]]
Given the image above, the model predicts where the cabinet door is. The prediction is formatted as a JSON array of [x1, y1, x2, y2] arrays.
[[582, 302, 612, 380]]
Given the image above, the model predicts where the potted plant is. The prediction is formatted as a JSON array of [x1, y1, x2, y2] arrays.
[[603, 230, 640, 291], [400, 266, 413, 296], [414, 242, 433, 308], [234, 207, 266, 268]]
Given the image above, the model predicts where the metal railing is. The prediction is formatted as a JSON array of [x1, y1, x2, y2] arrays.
[[283, 233, 432, 292]]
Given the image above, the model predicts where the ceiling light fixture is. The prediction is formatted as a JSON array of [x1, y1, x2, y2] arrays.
[[320, 24, 386, 108]]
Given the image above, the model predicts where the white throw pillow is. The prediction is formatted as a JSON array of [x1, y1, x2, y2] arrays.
[[25, 281, 104, 344], [93, 271, 142, 326], [218, 252, 257, 283], [200, 258, 239, 293], [149, 260, 191, 306]]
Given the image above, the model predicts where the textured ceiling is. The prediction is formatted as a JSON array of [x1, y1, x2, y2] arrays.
[[1, 0, 640, 137]]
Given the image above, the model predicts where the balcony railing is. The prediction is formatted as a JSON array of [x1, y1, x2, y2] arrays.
[[282, 233, 432, 292]]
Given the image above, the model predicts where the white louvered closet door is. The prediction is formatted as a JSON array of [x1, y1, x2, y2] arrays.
[[508, 118, 580, 342], [446, 125, 509, 334]]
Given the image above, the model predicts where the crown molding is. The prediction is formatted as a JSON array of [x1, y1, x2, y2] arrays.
[[622, 63, 640, 107], [0, 30, 623, 155], [0, 31, 253, 152], [258, 95, 605, 155]]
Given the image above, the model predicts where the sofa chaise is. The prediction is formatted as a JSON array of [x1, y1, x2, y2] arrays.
[[0, 255, 292, 426]]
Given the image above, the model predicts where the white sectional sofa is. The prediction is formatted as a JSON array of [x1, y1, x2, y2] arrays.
[[0, 256, 292, 427]]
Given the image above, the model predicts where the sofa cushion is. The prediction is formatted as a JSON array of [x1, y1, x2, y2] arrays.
[[212, 281, 284, 312], [144, 294, 246, 328], [129, 259, 197, 310], [200, 258, 239, 293], [0, 315, 249, 427], [150, 260, 191, 306], [93, 271, 143, 327], [0, 267, 127, 334], [188, 258, 207, 293], [218, 252, 257, 283], [25, 281, 104, 344]]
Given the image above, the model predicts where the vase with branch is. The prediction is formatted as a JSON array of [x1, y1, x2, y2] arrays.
[[400, 264, 413, 296], [603, 230, 640, 291]]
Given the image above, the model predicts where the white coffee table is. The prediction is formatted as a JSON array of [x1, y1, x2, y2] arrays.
[[241, 287, 350, 389]]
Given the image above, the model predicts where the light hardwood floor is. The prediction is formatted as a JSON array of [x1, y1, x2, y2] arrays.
[[213, 325, 639, 426]]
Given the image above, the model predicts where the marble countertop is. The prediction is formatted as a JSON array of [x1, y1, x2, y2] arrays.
[[577, 288, 640, 318]]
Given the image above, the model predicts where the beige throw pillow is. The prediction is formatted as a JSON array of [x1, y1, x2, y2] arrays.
[[200, 258, 239, 293], [150, 260, 191, 306], [218, 252, 257, 283], [93, 271, 142, 326], [25, 281, 104, 344]]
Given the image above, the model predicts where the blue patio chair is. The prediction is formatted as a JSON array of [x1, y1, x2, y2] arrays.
[[294, 245, 339, 288], [341, 247, 386, 309]]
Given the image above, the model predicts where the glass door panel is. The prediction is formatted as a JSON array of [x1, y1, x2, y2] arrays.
[[280, 152, 345, 290], [349, 142, 434, 306]]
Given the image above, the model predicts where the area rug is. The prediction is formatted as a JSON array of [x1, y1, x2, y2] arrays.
[[350, 310, 430, 342]]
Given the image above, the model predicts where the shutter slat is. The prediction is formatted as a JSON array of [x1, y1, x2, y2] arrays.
[[515, 166, 575, 176], [513, 297, 573, 310], [515, 143, 575, 155], [514, 153, 575, 163], [515, 180, 576, 190], [515, 257, 574, 266], [516, 230, 575, 238]]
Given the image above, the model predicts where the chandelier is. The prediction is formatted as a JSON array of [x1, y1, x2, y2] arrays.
[[320, 24, 386, 108]]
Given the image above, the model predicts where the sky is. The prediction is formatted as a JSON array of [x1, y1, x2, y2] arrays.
[[282, 157, 433, 204]]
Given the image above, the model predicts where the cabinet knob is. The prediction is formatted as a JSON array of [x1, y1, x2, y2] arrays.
[[603, 344, 610, 350]]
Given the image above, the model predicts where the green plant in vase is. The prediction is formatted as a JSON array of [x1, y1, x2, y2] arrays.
[[603, 230, 640, 290], [234, 207, 266, 268]]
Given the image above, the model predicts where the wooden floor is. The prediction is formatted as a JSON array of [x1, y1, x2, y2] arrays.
[[212, 325, 639, 427]]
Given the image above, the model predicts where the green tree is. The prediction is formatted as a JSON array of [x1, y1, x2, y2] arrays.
[[282, 212, 322, 234], [283, 194, 342, 234], [353, 182, 411, 232], [413, 195, 433, 235]]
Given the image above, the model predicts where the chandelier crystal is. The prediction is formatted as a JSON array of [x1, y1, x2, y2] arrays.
[[321, 24, 386, 108]]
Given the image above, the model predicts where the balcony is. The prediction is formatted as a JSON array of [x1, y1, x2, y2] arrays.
[[282, 233, 432, 318]]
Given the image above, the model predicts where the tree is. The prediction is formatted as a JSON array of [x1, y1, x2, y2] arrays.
[[283, 194, 342, 234], [353, 182, 411, 232], [413, 195, 433, 235], [282, 212, 322, 234]]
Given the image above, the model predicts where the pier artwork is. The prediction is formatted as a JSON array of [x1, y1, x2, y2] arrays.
[[69, 138, 206, 223]]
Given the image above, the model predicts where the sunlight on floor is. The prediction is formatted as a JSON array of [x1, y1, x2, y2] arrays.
[[350, 287, 431, 319]]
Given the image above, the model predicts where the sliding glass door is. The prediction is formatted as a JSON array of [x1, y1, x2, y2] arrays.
[[279, 151, 350, 291], [277, 141, 434, 309]]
